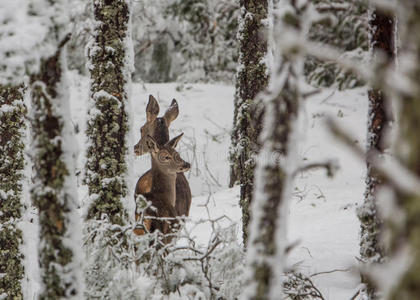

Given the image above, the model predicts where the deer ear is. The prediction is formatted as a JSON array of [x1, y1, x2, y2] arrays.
[[163, 99, 179, 126], [146, 95, 159, 123], [166, 132, 183, 149], [145, 135, 159, 153]]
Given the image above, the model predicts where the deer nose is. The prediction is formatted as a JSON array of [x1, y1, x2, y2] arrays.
[[134, 144, 141, 156], [182, 162, 191, 171]]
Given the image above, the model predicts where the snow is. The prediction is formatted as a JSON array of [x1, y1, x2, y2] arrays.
[[55, 52, 85, 298], [20, 81, 41, 299], [289, 86, 368, 299], [51, 71, 369, 299]]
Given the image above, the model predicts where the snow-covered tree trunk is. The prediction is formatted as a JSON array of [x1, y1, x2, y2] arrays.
[[243, 1, 303, 298], [0, 85, 26, 299], [388, 2, 420, 299], [85, 0, 131, 225], [357, 7, 395, 298], [84, 0, 133, 298], [229, 0, 270, 244], [30, 31, 84, 300]]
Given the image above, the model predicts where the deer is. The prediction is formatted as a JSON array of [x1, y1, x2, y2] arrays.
[[134, 133, 190, 243], [134, 95, 192, 218]]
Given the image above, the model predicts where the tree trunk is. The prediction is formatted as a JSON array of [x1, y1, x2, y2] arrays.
[[30, 32, 83, 299], [244, 1, 301, 298], [389, 2, 420, 299], [358, 8, 395, 298], [85, 0, 131, 225], [0, 85, 26, 299], [229, 0, 270, 245], [84, 1, 132, 297]]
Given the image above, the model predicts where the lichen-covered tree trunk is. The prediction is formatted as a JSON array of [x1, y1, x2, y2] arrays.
[[229, 0, 269, 245], [84, 0, 132, 298], [357, 8, 395, 299], [85, 0, 130, 225], [0, 85, 26, 299], [244, 1, 301, 298], [30, 32, 84, 299], [389, 2, 420, 299]]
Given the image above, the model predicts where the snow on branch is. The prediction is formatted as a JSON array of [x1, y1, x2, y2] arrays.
[[327, 117, 420, 196]]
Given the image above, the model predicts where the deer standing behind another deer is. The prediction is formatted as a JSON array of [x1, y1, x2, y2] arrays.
[[133, 95, 192, 241], [134, 95, 192, 217]]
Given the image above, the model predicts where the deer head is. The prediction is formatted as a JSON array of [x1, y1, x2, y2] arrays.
[[145, 133, 190, 174], [134, 95, 179, 156]]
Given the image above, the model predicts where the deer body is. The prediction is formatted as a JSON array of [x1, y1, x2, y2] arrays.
[[134, 95, 192, 217], [135, 172, 191, 216], [134, 134, 190, 241]]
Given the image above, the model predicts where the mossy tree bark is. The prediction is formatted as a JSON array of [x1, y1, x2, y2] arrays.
[[389, 2, 420, 299], [30, 32, 83, 299], [84, 1, 132, 298], [0, 85, 26, 299], [358, 8, 395, 299], [85, 0, 130, 226], [229, 0, 270, 245]]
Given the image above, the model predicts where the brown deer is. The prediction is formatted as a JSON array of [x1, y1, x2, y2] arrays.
[[134, 133, 190, 242], [134, 95, 192, 217]]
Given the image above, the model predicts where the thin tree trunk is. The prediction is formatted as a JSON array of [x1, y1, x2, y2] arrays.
[[229, 0, 270, 245], [358, 8, 395, 298], [30, 32, 83, 299], [0, 85, 26, 299]]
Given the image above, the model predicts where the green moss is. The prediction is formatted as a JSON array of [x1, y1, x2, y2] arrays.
[[0, 85, 26, 299], [29, 35, 81, 298], [85, 0, 130, 225], [84, 1, 131, 297], [229, 0, 270, 244]]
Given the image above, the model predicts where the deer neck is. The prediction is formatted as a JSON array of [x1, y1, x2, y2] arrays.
[[150, 158, 177, 207]]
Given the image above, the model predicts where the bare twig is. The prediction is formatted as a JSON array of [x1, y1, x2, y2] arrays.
[[320, 90, 336, 104], [183, 239, 222, 262], [310, 268, 351, 277]]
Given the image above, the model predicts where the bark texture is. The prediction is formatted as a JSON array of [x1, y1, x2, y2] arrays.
[[30, 33, 82, 299], [85, 0, 130, 225], [0, 85, 26, 299], [229, 0, 269, 244], [357, 8, 395, 298], [84, 1, 131, 298]]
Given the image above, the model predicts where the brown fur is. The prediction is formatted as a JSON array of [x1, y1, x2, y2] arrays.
[[133, 95, 192, 217], [134, 134, 190, 243], [135, 172, 191, 216]]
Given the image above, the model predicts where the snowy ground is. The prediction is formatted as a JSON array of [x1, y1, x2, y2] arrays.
[[69, 72, 367, 299]]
